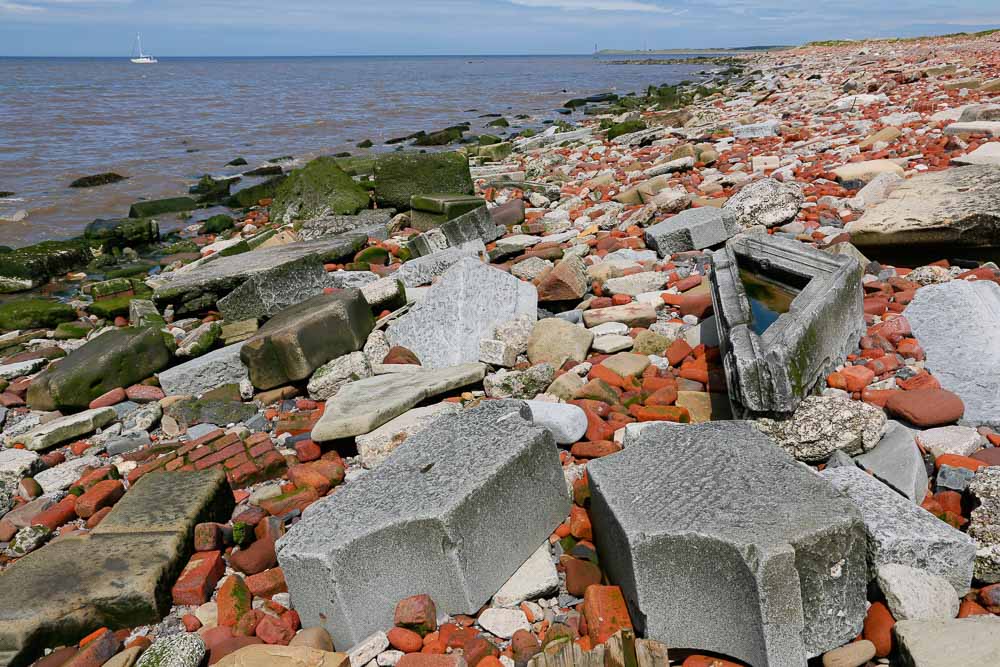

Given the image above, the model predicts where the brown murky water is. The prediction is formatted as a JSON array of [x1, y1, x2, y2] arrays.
[[0, 55, 706, 248]]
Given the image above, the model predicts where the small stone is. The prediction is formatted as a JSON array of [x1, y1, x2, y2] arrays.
[[876, 563, 960, 621], [821, 640, 876, 667], [135, 632, 207, 667], [477, 608, 530, 640]]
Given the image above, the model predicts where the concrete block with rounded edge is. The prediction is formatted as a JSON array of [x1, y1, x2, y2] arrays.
[[587, 421, 867, 667], [240, 290, 374, 390], [278, 401, 570, 650], [820, 465, 975, 594]]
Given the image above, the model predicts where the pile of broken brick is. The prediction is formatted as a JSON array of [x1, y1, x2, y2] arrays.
[[3, 28, 1000, 667]]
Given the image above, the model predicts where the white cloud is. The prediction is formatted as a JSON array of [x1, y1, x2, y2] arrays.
[[0, 1, 45, 11], [509, 0, 674, 12]]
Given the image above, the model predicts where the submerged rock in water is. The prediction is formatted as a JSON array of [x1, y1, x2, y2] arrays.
[[68, 173, 127, 188]]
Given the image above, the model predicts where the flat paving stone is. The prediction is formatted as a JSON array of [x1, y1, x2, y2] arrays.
[[0, 469, 233, 667], [587, 421, 867, 667], [279, 401, 569, 650], [311, 363, 486, 442], [893, 616, 1000, 666]]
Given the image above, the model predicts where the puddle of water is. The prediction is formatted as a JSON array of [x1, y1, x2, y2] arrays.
[[739, 268, 802, 335]]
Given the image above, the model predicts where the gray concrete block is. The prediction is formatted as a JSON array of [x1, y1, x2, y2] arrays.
[[587, 421, 867, 667], [394, 240, 486, 288], [157, 342, 249, 397], [905, 280, 1000, 428], [386, 258, 536, 369], [216, 255, 329, 323], [278, 401, 570, 650], [855, 421, 928, 504], [644, 208, 741, 258], [894, 617, 1000, 666], [821, 465, 975, 594], [710, 233, 863, 415]]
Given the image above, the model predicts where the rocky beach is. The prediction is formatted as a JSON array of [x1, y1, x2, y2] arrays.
[[2, 28, 1000, 667]]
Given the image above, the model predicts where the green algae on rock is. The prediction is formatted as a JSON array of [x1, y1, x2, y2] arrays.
[[373, 151, 473, 211], [0, 299, 76, 332], [270, 156, 370, 224]]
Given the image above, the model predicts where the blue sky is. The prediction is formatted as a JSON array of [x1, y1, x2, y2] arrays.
[[1, 0, 998, 56]]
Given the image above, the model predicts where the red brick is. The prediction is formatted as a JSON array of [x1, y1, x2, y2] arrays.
[[217, 575, 252, 627], [294, 439, 322, 462], [31, 495, 77, 531], [397, 656, 465, 667], [224, 452, 250, 469], [244, 432, 271, 447], [246, 568, 288, 598], [172, 550, 226, 605], [88, 387, 126, 409], [125, 385, 165, 402], [583, 585, 633, 645], [194, 522, 229, 552], [189, 427, 226, 447], [249, 440, 275, 458], [75, 480, 124, 518], [188, 444, 214, 461], [256, 613, 295, 645], [165, 458, 185, 472], [67, 629, 121, 667]]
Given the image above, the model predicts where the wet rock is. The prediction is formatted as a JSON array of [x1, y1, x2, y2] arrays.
[[723, 178, 804, 229], [129, 196, 196, 218], [279, 401, 569, 649], [241, 290, 374, 390], [0, 239, 91, 293], [311, 363, 485, 441], [69, 173, 127, 188], [27, 327, 174, 411], [905, 280, 1000, 428], [588, 421, 866, 666], [754, 396, 886, 463], [821, 465, 975, 594], [386, 258, 536, 369]]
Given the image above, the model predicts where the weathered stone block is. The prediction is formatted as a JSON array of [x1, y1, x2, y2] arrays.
[[158, 342, 249, 397], [17, 407, 116, 451], [820, 465, 975, 594], [588, 421, 867, 667], [27, 327, 175, 412], [395, 240, 485, 288], [386, 258, 536, 369], [279, 401, 569, 649], [241, 291, 374, 390], [710, 233, 863, 415], [374, 152, 473, 211], [217, 256, 329, 323], [645, 208, 741, 258]]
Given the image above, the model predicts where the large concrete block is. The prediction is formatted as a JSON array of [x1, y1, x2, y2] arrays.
[[710, 233, 863, 416], [644, 208, 741, 258], [905, 280, 1000, 428], [240, 291, 374, 390], [395, 240, 485, 288], [279, 401, 569, 649], [587, 421, 867, 667], [821, 465, 975, 594], [216, 255, 329, 323], [157, 342, 249, 397], [0, 470, 232, 667], [408, 206, 504, 258], [386, 258, 536, 369]]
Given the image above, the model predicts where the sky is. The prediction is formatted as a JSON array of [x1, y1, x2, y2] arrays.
[[0, 0, 998, 57]]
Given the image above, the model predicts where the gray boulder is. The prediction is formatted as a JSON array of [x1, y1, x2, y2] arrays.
[[723, 178, 804, 229], [754, 395, 886, 463], [905, 280, 1000, 428], [241, 291, 374, 390], [855, 421, 928, 504], [645, 208, 741, 258], [278, 401, 569, 649], [821, 465, 975, 594], [588, 421, 867, 667], [386, 258, 536, 369], [158, 342, 249, 397]]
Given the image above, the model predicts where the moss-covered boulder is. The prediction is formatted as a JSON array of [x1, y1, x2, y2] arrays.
[[202, 215, 234, 234], [27, 326, 175, 411], [53, 321, 92, 340], [357, 139, 374, 149], [84, 218, 159, 250], [128, 197, 197, 218], [413, 127, 466, 146], [227, 157, 248, 167], [69, 173, 126, 188], [486, 118, 510, 128], [0, 240, 92, 293], [373, 151, 473, 211], [479, 142, 513, 162], [0, 299, 77, 332], [227, 175, 286, 209], [269, 157, 370, 224], [607, 120, 647, 141], [189, 175, 237, 204]]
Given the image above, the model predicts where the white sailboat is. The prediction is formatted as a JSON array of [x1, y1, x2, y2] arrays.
[[130, 33, 158, 64]]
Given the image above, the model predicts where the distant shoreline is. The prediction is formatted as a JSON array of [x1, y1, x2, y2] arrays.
[[596, 46, 790, 55]]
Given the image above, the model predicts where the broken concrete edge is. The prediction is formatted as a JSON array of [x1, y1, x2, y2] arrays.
[[710, 232, 864, 416]]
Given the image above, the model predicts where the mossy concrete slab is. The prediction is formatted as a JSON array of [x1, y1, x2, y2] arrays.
[[373, 152, 472, 211], [0, 469, 232, 667], [270, 157, 370, 224], [128, 197, 197, 219]]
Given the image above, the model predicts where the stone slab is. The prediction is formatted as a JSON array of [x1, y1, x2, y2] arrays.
[[644, 208, 741, 258], [820, 465, 975, 594], [0, 469, 232, 667], [355, 402, 461, 469], [492, 543, 559, 608], [394, 240, 486, 288], [33, 455, 101, 494], [311, 363, 486, 442], [893, 617, 1000, 667], [845, 165, 1000, 249], [216, 255, 329, 323], [905, 280, 1000, 428], [150, 234, 366, 313], [386, 258, 536, 369], [855, 421, 928, 504], [951, 142, 1000, 166], [157, 342, 249, 397], [17, 407, 117, 451], [942, 121, 1000, 137], [588, 421, 867, 667], [279, 401, 570, 649]]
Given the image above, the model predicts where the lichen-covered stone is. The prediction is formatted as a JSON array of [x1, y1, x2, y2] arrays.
[[754, 396, 886, 463]]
